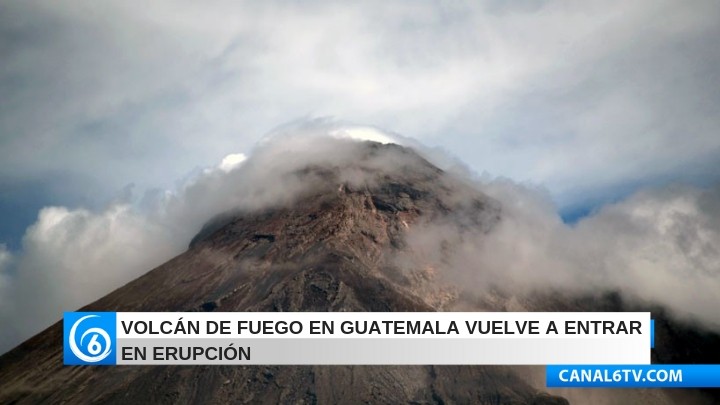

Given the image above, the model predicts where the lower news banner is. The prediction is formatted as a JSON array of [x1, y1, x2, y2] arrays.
[[64, 311, 651, 365], [63, 311, 720, 387]]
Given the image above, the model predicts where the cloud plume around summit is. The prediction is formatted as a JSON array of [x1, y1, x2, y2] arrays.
[[404, 179, 720, 329], [1, 126, 719, 354]]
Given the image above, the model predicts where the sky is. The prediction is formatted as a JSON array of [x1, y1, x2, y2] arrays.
[[1, 0, 719, 352]]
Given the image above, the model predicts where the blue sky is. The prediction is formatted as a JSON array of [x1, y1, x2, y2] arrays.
[[1, 0, 720, 352]]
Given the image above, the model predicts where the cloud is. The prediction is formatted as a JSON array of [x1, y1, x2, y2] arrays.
[[0, 126, 416, 353], [0, 244, 12, 304], [4, 206, 180, 340], [0, 244, 11, 270], [572, 186, 720, 325], [1, 0, 719, 212], [330, 126, 397, 145], [218, 153, 247, 172], [403, 178, 720, 330]]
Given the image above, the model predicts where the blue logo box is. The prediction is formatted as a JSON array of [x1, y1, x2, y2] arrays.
[[63, 312, 116, 365]]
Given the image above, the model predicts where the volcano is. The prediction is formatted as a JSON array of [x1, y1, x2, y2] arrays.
[[0, 142, 718, 404]]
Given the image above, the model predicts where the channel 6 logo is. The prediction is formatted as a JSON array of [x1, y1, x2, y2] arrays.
[[63, 312, 116, 365]]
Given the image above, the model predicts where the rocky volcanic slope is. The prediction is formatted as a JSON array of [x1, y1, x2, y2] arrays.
[[0, 142, 717, 404]]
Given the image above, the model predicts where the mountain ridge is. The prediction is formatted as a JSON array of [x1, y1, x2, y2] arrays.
[[0, 142, 717, 404]]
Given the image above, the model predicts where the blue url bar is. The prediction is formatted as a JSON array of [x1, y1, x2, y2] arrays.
[[546, 365, 720, 388]]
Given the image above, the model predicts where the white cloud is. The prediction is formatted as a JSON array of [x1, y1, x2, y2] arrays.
[[0, 206, 180, 346], [0, 128, 418, 353], [218, 153, 247, 172], [330, 126, 397, 145], [572, 186, 720, 325], [405, 179, 720, 329]]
